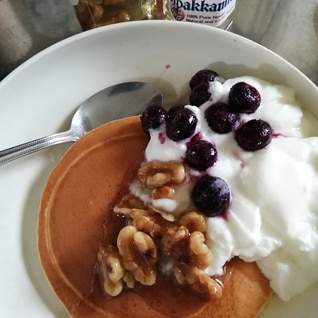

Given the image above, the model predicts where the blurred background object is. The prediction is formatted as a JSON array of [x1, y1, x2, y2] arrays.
[[0, 0, 317, 84], [0, 0, 81, 80]]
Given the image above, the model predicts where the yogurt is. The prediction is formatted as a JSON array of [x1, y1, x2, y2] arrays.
[[132, 76, 318, 301]]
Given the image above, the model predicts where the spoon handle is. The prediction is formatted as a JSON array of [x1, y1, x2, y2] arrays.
[[0, 130, 78, 166]]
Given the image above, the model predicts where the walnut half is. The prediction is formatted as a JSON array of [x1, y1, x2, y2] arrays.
[[97, 245, 125, 296], [174, 263, 223, 299], [117, 225, 157, 286], [138, 160, 186, 189]]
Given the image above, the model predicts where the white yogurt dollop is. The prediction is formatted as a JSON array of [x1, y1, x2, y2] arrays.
[[138, 76, 318, 301]]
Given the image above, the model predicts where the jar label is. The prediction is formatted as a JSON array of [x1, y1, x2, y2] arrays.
[[166, 0, 236, 27]]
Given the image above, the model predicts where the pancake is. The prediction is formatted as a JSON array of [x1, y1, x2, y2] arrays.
[[38, 116, 272, 317]]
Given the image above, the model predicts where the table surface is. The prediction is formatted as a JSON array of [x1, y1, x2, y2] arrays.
[[0, 0, 317, 84]]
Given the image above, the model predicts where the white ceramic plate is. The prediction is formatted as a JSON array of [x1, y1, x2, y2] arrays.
[[1, 20, 318, 317]]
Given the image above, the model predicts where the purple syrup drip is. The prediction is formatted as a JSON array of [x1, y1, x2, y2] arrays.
[[217, 209, 230, 221], [272, 131, 285, 138], [186, 132, 202, 148], [158, 132, 166, 144]]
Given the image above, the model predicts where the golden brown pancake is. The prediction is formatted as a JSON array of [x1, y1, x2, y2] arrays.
[[38, 116, 272, 317]]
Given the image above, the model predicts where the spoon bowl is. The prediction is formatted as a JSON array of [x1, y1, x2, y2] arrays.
[[0, 82, 162, 165]]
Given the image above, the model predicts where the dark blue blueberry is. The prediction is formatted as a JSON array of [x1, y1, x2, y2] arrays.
[[166, 108, 198, 141], [189, 69, 219, 90], [205, 102, 240, 134], [185, 140, 217, 171], [191, 175, 231, 217], [228, 82, 261, 114], [235, 119, 272, 151], [141, 105, 168, 134]]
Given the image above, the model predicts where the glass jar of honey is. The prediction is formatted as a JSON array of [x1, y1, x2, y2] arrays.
[[71, 0, 236, 31]]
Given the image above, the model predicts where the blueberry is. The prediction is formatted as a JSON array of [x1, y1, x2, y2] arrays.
[[140, 105, 168, 134], [205, 102, 240, 134], [168, 104, 185, 116], [191, 175, 231, 217], [235, 119, 272, 151], [228, 82, 261, 114], [166, 108, 198, 141], [189, 82, 211, 106], [189, 69, 219, 90], [185, 140, 217, 171]]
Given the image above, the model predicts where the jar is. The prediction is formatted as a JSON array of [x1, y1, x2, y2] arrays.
[[71, 0, 236, 31]]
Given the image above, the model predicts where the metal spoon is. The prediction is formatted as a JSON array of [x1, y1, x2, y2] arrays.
[[0, 82, 162, 166]]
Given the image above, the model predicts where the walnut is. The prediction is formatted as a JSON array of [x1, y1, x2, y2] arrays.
[[138, 161, 186, 189], [180, 211, 207, 233], [173, 263, 223, 299], [160, 224, 212, 269], [113, 194, 146, 215], [134, 231, 157, 262], [130, 209, 165, 237], [148, 204, 176, 222], [97, 245, 125, 296], [157, 210, 175, 222], [173, 263, 187, 285], [186, 267, 223, 299], [151, 186, 175, 200], [160, 225, 189, 259], [123, 271, 135, 289], [117, 225, 157, 286], [189, 231, 213, 269]]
